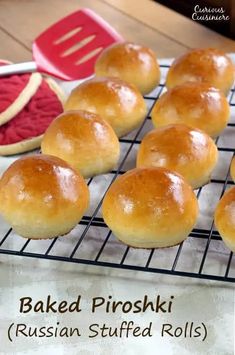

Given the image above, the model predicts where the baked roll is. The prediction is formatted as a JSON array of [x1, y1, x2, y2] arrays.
[[41, 110, 120, 178], [215, 187, 235, 252], [151, 82, 230, 138], [102, 167, 198, 248], [64, 77, 147, 137], [95, 42, 160, 94], [166, 48, 235, 95], [0, 155, 89, 239], [136, 124, 218, 189]]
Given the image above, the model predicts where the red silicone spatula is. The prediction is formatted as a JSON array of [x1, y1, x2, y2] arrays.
[[0, 8, 123, 80]]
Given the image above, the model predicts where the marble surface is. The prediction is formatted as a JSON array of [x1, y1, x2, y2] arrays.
[[0, 255, 234, 355], [0, 58, 235, 355]]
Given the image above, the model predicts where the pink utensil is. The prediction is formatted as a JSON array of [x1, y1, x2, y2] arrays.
[[0, 8, 123, 80]]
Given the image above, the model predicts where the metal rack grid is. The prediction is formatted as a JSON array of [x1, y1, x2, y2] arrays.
[[0, 63, 235, 283]]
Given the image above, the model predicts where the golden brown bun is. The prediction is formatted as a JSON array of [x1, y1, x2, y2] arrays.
[[102, 167, 198, 248], [0, 155, 89, 239], [230, 157, 235, 182], [166, 48, 235, 95], [41, 110, 120, 178], [215, 187, 235, 252], [136, 124, 218, 189], [64, 77, 147, 137], [95, 42, 160, 95], [151, 82, 230, 138]]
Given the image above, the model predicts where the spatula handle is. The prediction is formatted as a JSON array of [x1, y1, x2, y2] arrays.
[[0, 61, 37, 76]]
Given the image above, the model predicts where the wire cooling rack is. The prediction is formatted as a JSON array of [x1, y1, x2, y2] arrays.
[[0, 62, 235, 283]]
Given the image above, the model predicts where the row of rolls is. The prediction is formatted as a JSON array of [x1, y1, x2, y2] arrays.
[[0, 42, 235, 253]]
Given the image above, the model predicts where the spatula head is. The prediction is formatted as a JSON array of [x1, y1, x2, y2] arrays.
[[32, 8, 123, 80]]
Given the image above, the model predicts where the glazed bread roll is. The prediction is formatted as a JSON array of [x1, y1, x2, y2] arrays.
[[64, 77, 147, 137], [102, 167, 198, 248], [41, 110, 120, 178], [0, 155, 89, 239], [136, 124, 218, 189], [166, 48, 235, 95], [230, 157, 235, 182], [215, 187, 235, 252], [151, 82, 230, 138], [95, 42, 160, 95]]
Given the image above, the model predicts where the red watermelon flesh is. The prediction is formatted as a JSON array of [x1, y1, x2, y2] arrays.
[[0, 79, 63, 145]]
